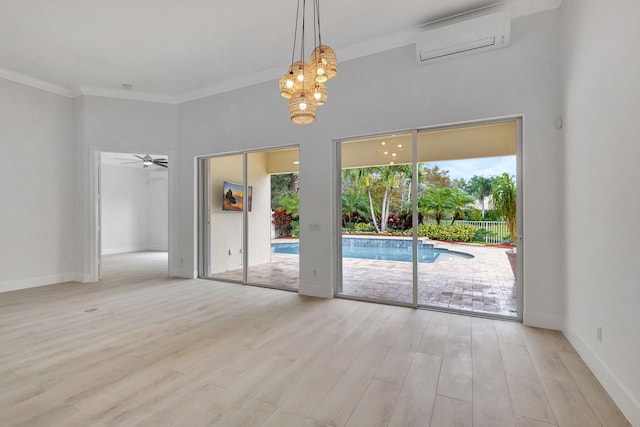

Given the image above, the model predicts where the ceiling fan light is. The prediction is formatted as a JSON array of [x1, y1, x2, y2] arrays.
[[289, 90, 317, 125]]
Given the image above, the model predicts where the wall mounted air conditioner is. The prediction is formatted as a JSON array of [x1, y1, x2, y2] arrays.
[[415, 11, 511, 64]]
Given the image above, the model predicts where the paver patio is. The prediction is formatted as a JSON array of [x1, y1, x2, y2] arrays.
[[210, 238, 517, 317]]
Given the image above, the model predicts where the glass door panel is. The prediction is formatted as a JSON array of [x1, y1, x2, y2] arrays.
[[338, 133, 414, 305], [247, 148, 300, 289], [416, 122, 518, 317]]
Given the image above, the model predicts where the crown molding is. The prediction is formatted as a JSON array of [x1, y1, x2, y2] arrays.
[[77, 86, 178, 104], [0, 66, 74, 97]]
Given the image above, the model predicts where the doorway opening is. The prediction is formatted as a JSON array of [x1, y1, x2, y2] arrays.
[[337, 118, 522, 319], [98, 152, 169, 280]]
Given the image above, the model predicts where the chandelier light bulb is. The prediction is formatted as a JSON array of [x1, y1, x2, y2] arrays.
[[398, 144, 403, 148], [392, 153, 397, 157], [381, 141, 386, 145], [383, 151, 388, 155]]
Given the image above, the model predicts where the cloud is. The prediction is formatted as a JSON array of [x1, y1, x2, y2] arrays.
[[424, 156, 516, 181]]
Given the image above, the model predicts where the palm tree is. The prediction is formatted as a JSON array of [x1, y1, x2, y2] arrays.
[[466, 175, 494, 218], [450, 188, 476, 225], [352, 167, 382, 232], [419, 187, 453, 225], [492, 173, 517, 241], [378, 164, 412, 232], [341, 189, 370, 228]]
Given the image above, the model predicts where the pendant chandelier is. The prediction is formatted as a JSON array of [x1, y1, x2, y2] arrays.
[[279, 0, 337, 125]]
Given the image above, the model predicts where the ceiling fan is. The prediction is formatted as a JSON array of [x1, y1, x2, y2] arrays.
[[117, 154, 168, 168]]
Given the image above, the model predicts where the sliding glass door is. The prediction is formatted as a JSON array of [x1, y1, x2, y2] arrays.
[[200, 147, 300, 290], [337, 120, 521, 319]]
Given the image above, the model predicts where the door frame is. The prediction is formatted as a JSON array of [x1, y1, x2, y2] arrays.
[[88, 145, 175, 282], [334, 115, 524, 321]]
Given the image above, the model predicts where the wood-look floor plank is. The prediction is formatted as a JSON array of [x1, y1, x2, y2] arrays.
[[500, 342, 557, 425], [559, 351, 631, 427], [387, 352, 442, 427], [514, 416, 558, 427], [430, 395, 472, 427], [472, 318, 515, 427], [344, 379, 402, 427], [436, 332, 472, 402], [540, 376, 601, 427]]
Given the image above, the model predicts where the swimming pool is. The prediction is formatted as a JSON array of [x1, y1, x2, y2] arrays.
[[271, 237, 473, 263]]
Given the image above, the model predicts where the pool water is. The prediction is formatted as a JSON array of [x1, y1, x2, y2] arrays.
[[272, 238, 473, 263]]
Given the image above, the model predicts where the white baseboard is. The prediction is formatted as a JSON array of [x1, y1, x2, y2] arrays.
[[174, 268, 197, 279], [101, 246, 145, 255], [299, 284, 333, 299], [0, 273, 78, 293], [147, 244, 168, 251], [563, 327, 640, 426], [523, 310, 564, 330]]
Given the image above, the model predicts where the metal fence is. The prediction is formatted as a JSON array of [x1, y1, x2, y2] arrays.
[[424, 219, 509, 244]]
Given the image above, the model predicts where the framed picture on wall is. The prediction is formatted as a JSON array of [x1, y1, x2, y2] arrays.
[[222, 181, 252, 211]]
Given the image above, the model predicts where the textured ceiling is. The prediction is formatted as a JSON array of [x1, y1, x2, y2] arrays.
[[0, 0, 560, 99]]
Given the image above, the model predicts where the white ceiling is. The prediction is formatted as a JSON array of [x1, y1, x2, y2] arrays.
[[0, 0, 561, 102]]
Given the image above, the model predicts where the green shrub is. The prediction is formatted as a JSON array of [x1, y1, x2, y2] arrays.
[[290, 220, 300, 238], [466, 208, 483, 221], [417, 223, 476, 242], [354, 222, 376, 233], [474, 228, 497, 242]]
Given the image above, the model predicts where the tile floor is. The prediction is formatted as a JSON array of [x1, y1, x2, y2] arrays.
[[211, 238, 517, 317]]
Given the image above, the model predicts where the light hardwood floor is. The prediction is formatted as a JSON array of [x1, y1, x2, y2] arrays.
[[0, 252, 630, 427]]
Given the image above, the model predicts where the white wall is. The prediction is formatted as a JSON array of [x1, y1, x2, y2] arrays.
[[0, 79, 76, 292], [178, 10, 565, 326], [101, 164, 168, 254], [560, 0, 640, 424]]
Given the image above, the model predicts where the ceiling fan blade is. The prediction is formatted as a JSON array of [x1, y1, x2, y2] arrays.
[[155, 162, 168, 168], [134, 155, 145, 160], [115, 157, 137, 161], [120, 161, 141, 164]]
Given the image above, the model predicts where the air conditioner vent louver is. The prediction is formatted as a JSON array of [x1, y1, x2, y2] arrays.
[[416, 11, 511, 64]]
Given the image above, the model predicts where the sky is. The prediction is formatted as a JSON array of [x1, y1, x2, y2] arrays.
[[423, 155, 516, 182]]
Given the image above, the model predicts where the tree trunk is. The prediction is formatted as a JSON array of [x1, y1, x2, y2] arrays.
[[480, 195, 485, 218], [380, 187, 390, 232], [367, 188, 380, 232]]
